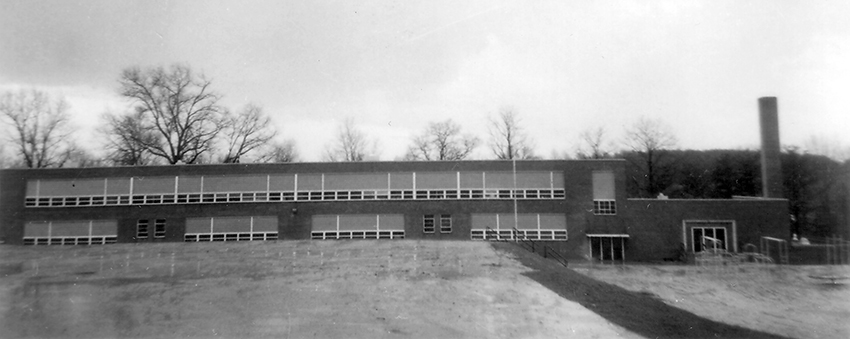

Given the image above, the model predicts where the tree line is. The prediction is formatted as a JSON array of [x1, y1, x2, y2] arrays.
[[2, 64, 848, 238], [0, 65, 541, 167]]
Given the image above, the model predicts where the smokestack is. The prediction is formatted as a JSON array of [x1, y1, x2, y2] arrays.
[[759, 97, 783, 198]]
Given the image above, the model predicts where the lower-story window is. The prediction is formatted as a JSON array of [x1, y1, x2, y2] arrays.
[[154, 219, 166, 238], [24, 220, 118, 246], [184, 216, 279, 242], [440, 214, 452, 233], [136, 220, 149, 238], [138, 219, 166, 238], [423, 215, 435, 233]]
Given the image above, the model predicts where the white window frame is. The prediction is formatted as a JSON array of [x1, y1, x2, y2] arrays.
[[593, 199, 617, 215], [136, 219, 149, 239], [154, 219, 166, 238], [440, 214, 452, 233], [423, 215, 436, 233]]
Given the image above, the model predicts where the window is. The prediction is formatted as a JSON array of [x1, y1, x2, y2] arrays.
[[593, 200, 617, 215], [440, 215, 452, 233], [154, 219, 166, 238], [423, 215, 435, 233], [136, 220, 149, 239], [183, 216, 279, 242], [390, 190, 403, 199], [592, 171, 616, 215]]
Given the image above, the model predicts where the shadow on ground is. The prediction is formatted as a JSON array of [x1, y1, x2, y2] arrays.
[[491, 242, 791, 339]]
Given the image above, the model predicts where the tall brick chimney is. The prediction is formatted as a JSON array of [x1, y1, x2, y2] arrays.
[[759, 97, 783, 198]]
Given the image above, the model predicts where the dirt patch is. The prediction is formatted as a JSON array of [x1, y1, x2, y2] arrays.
[[0, 263, 23, 276], [573, 261, 850, 339], [492, 242, 793, 339], [1, 241, 641, 339]]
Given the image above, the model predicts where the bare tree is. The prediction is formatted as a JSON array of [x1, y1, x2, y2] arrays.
[[220, 104, 277, 163], [623, 116, 678, 197], [118, 64, 224, 164], [404, 119, 479, 161], [576, 126, 612, 159], [0, 89, 75, 168], [65, 145, 104, 168], [100, 110, 158, 166], [488, 107, 535, 160], [324, 118, 376, 162], [257, 139, 299, 163]]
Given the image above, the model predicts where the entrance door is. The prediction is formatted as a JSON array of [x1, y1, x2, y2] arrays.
[[588, 235, 628, 261], [691, 227, 727, 252]]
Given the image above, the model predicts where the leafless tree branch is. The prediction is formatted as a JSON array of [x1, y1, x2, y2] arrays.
[[323, 117, 376, 162], [404, 119, 479, 161], [219, 104, 277, 163], [488, 107, 535, 160], [623, 116, 679, 196], [0, 89, 75, 168], [576, 126, 612, 159], [118, 64, 224, 164], [256, 139, 299, 163]]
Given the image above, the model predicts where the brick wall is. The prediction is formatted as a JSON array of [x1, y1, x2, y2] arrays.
[[1, 160, 789, 264], [613, 198, 789, 261]]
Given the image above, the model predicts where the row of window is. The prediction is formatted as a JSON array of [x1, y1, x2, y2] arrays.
[[24, 229, 571, 244], [22, 229, 570, 244], [24, 189, 567, 208], [470, 229, 568, 241], [23, 236, 118, 246], [311, 230, 405, 240], [27, 171, 564, 198], [184, 232, 279, 242]]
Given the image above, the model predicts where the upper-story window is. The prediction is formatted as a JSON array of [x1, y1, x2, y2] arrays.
[[592, 171, 616, 215], [23, 170, 568, 208]]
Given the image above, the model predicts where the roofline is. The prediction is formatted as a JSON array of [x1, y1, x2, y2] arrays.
[[628, 198, 788, 202], [0, 158, 627, 173]]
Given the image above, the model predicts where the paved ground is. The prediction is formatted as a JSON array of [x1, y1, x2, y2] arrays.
[[1, 240, 639, 338]]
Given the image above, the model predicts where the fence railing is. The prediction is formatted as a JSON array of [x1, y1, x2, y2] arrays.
[[484, 227, 568, 267]]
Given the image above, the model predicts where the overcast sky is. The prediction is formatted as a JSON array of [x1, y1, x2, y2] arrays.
[[1, 0, 848, 161]]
